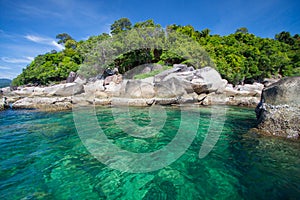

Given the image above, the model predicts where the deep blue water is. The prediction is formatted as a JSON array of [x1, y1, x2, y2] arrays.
[[0, 106, 299, 199]]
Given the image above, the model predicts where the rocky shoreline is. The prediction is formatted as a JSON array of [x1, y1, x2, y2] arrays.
[[1, 65, 266, 111], [1, 65, 299, 140]]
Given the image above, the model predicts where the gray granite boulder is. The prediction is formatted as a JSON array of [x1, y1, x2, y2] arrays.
[[255, 77, 300, 139]]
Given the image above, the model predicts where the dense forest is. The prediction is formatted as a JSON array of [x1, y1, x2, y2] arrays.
[[12, 18, 300, 86]]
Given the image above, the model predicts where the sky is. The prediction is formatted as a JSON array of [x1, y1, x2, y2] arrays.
[[0, 0, 299, 79]]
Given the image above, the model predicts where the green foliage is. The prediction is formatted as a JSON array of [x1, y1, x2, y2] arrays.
[[171, 25, 299, 84], [12, 47, 83, 86], [133, 19, 161, 28], [110, 18, 132, 35], [12, 18, 300, 86], [235, 27, 249, 34], [56, 33, 73, 45]]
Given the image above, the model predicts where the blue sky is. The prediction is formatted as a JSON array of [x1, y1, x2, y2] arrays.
[[0, 0, 299, 79]]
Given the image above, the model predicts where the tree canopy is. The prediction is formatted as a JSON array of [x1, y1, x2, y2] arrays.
[[110, 18, 132, 35], [12, 18, 300, 86]]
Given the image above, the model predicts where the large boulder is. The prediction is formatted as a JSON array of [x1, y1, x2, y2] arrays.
[[12, 97, 72, 111], [154, 64, 189, 82], [124, 63, 163, 79], [44, 83, 84, 96], [11, 87, 35, 96], [155, 77, 193, 98], [103, 74, 122, 85], [192, 67, 226, 94], [260, 77, 300, 105], [255, 77, 300, 139], [1, 87, 12, 96], [121, 80, 155, 99], [234, 83, 264, 97], [84, 80, 105, 94]]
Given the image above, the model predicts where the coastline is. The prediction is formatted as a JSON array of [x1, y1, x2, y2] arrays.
[[1, 66, 268, 111]]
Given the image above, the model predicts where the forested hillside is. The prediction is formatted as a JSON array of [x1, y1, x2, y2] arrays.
[[12, 18, 300, 86]]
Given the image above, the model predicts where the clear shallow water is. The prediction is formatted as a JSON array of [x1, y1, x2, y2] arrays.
[[0, 106, 299, 199]]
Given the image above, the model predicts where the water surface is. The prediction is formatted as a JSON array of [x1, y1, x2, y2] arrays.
[[0, 106, 299, 199]]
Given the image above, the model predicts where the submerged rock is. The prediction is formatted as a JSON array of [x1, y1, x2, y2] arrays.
[[255, 77, 300, 139]]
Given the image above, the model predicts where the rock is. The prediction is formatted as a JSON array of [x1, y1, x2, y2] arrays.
[[104, 74, 122, 85], [141, 77, 154, 84], [32, 87, 45, 96], [191, 78, 211, 94], [0, 97, 8, 111], [104, 82, 122, 97], [1, 87, 12, 96], [121, 80, 155, 99], [154, 98, 178, 105], [94, 91, 109, 98], [12, 97, 72, 111], [124, 64, 163, 79], [173, 64, 188, 71], [255, 77, 300, 139], [227, 96, 260, 107], [72, 94, 93, 106], [178, 93, 198, 104], [44, 83, 84, 96], [235, 83, 264, 97], [154, 68, 181, 83], [94, 98, 111, 105], [111, 98, 154, 106], [223, 84, 238, 96], [262, 78, 279, 87], [66, 71, 77, 83], [164, 71, 194, 82], [74, 76, 87, 85], [197, 93, 207, 102], [155, 77, 193, 98], [192, 67, 225, 94], [84, 80, 105, 94], [261, 77, 300, 105], [11, 87, 35, 96]]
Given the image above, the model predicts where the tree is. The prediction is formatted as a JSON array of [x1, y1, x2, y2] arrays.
[[65, 39, 77, 49], [133, 19, 161, 28], [110, 18, 132, 35], [275, 31, 294, 45], [200, 28, 211, 37], [56, 33, 73, 45], [235, 27, 249, 34]]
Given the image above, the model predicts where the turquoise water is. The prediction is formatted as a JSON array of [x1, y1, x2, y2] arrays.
[[0, 106, 299, 199]]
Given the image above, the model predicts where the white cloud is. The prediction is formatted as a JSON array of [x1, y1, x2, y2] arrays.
[[51, 41, 64, 50], [0, 66, 12, 70], [25, 34, 64, 50], [25, 35, 48, 43], [1, 57, 33, 64]]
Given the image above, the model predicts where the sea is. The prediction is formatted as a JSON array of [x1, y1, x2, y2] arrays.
[[0, 105, 299, 199]]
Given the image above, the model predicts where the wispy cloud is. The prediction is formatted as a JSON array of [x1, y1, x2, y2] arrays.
[[1, 57, 34, 64], [14, 3, 63, 19], [25, 35, 64, 50], [0, 66, 12, 70]]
